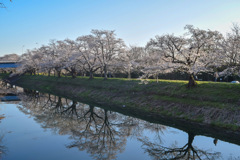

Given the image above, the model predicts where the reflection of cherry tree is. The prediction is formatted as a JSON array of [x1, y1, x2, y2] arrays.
[[67, 107, 127, 160], [0, 135, 6, 159], [142, 122, 167, 144], [16, 89, 227, 160], [52, 97, 64, 114], [18, 90, 173, 159], [0, 81, 20, 102], [61, 101, 78, 117], [0, 135, 6, 158], [18, 91, 144, 160], [0, 117, 6, 158], [139, 132, 221, 160]]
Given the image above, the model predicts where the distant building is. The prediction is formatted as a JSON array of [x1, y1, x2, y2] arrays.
[[0, 61, 18, 73]]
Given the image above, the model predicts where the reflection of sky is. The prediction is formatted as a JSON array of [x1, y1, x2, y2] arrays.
[[194, 136, 240, 159], [118, 138, 149, 160], [0, 104, 90, 160], [139, 125, 240, 159], [0, 103, 240, 159]]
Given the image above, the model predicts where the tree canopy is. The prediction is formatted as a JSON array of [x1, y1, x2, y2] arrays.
[[11, 24, 240, 87]]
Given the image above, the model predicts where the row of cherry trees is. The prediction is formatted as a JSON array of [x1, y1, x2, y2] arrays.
[[17, 24, 240, 86], [18, 29, 143, 79]]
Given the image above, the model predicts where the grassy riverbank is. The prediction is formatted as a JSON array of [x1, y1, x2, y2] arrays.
[[7, 75, 240, 130]]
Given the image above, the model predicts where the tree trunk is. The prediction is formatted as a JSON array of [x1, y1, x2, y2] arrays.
[[128, 68, 131, 79], [187, 132, 195, 147], [187, 74, 197, 88], [71, 71, 77, 79], [89, 71, 94, 79], [48, 70, 51, 76], [104, 65, 107, 80], [57, 70, 61, 78]]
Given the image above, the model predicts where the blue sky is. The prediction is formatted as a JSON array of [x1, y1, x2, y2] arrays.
[[1, 0, 240, 56]]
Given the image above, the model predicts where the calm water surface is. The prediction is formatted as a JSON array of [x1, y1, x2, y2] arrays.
[[0, 87, 240, 160]]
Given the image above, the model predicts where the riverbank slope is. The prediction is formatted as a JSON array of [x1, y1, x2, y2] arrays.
[[8, 75, 240, 130]]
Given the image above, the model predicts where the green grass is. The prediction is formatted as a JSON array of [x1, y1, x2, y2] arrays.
[[0, 73, 10, 79], [16, 75, 240, 108], [211, 121, 240, 131]]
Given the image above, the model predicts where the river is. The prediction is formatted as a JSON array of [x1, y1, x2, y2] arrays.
[[0, 83, 239, 160]]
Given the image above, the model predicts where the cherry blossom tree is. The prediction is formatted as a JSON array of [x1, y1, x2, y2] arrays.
[[119, 46, 146, 79], [47, 40, 67, 77], [141, 46, 175, 82], [147, 25, 222, 87], [76, 35, 101, 79], [218, 24, 240, 77], [17, 49, 43, 75], [37, 45, 55, 76], [56, 39, 81, 78], [14, 25, 231, 82], [91, 30, 126, 80]]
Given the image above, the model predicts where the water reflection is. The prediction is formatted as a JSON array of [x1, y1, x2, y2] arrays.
[[0, 117, 6, 159], [139, 132, 221, 160], [18, 90, 169, 159], [16, 89, 229, 159], [0, 81, 21, 102]]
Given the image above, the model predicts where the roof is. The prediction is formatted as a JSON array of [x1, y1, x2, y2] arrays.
[[0, 63, 18, 68], [0, 61, 18, 63], [0, 96, 20, 101]]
